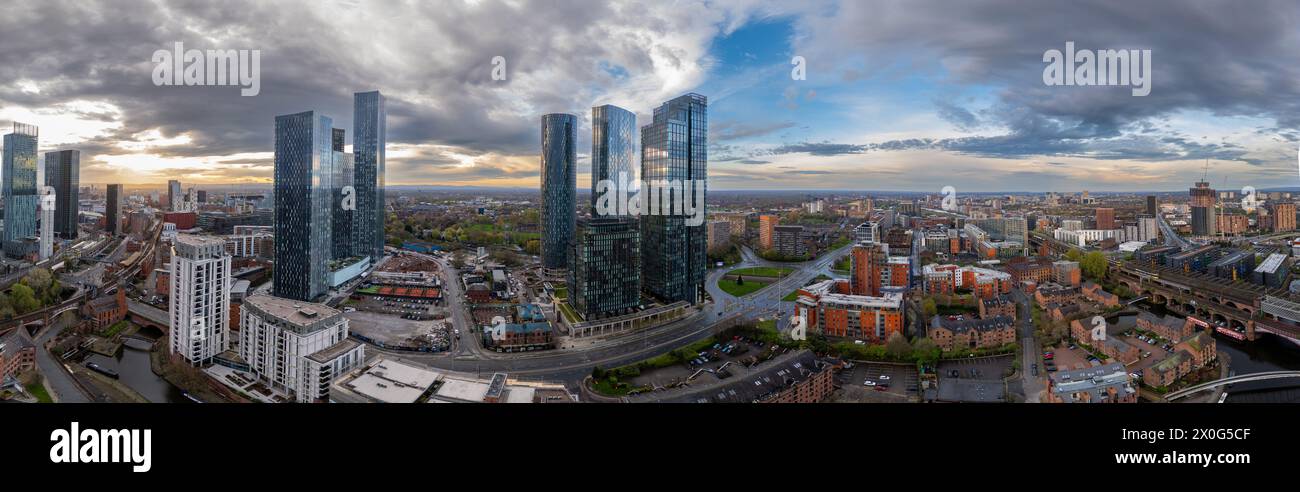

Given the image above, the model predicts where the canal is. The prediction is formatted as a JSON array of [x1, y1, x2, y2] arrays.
[[1112, 302, 1300, 402], [84, 336, 189, 403]]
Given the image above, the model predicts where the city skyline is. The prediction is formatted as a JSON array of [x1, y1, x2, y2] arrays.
[[1, 0, 1297, 191]]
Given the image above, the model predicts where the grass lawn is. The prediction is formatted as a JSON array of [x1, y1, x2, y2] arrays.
[[553, 286, 568, 300], [727, 266, 794, 278], [556, 301, 579, 323], [719, 280, 767, 297], [25, 382, 53, 403]]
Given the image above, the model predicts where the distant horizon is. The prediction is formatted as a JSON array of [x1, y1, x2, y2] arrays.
[[82, 182, 1300, 196]]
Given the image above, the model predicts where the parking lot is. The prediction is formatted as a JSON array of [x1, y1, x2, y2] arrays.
[[834, 362, 916, 401], [348, 294, 443, 320], [626, 337, 780, 390], [934, 355, 1012, 402]]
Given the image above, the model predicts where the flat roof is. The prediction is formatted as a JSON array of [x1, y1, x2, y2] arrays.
[[1256, 253, 1286, 273], [504, 387, 535, 403], [244, 294, 341, 327], [341, 358, 443, 403], [435, 378, 491, 402]]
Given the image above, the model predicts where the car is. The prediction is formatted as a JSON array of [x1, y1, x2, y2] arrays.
[[950, 370, 959, 378], [1142, 352, 1152, 358], [879, 375, 891, 380], [1129, 373, 1140, 379], [863, 380, 876, 387]]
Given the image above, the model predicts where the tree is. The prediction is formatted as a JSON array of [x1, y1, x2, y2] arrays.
[[1065, 248, 1083, 262], [1081, 251, 1108, 280], [912, 337, 941, 363], [9, 284, 39, 314], [885, 332, 912, 360], [735, 275, 744, 285], [921, 298, 938, 318]]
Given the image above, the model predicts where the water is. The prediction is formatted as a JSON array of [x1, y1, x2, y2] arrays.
[[1112, 303, 1300, 403], [83, 337, 188, 403]]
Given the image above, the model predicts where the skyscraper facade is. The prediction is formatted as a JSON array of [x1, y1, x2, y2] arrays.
[[106, 184, 123, 236], [1190, 181, 1216, 236], [274, 111, 334, 302], [332, 150, 354, 260], [2, 123, 39, 258], [640, 93, 707, 305], [1146, 195, 1158, 216], [569, 104, 641, 320], [170, 234, 231, 365], [38, 186, 55, 260], [540, 113, 577, 274], [1094, 207, 1115, 230], [569, 217, 641, 319], [590, 104, 636, 214], [353, 91, 386, 261], [168, 179, 182, 211], [43, 149, 79, 239]]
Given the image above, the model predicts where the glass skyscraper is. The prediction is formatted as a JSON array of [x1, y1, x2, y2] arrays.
[[2, 123, 39, 258], [274, 111, 334, 302], [44, 149, 79, 239], [106, 184, 123, 236], [590, 104, 636, 215], [640, 93, 707, 305], [569, 104, 641, 319], [353, 91, 386, 262], [569, 217, 641, 319], [332, 149, 355, 260], [168, 179, 182, 211], [540, 113, 577, 273]]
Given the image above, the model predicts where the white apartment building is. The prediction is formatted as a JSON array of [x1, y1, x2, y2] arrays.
[[170, 234, 231, 365], [854, 221, 879, 244], [38, 186, 54, 260], [240, 294, 364, 403]]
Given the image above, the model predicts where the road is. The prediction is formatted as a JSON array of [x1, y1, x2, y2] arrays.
[[32, 317, 91, 402], [706, 242, 855, 332], [1009, 289, 1046, 402]]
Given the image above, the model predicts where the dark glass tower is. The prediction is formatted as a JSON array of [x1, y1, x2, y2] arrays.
[[353, 91, 386, 261], [332, 150, 354, 260], [274, 111, 334, 301], [569, 104, 641, 319], [105, 184, 123, 236], [2, 123, 39, 258], [640, 94, 707, 305], [168, 179, 181, 211], [44, 150, 79, 239], [569, 217, 641, 319], [540, 113, 577, 273]]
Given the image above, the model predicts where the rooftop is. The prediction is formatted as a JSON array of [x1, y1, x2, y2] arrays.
[[244, 294, 342, 328]]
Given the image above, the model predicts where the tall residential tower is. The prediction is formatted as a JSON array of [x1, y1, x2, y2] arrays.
[[540, 113, 577, 275], [353, 91, 386, 261], [273, 111, 334, 302], [44, 149, 79, 239], [640, 93, 707, 305], [2, 123, 39, 258]]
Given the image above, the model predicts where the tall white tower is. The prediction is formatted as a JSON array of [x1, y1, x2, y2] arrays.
[[38, 186, 55, 260], [170, 234, 231, 365]]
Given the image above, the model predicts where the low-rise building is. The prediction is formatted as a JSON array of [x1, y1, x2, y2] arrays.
[[1081, 281, 1120, 307], [978, 295, 1017, 320], [1046, 363, 1137, 403], [927, 315, 1016, 351], [1136, 312, 1197, 342], [794, 279, 905, 343], [0, 329, 36, 381]]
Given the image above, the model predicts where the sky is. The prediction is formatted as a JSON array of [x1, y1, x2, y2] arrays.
[[1, 0, 1298, 192]]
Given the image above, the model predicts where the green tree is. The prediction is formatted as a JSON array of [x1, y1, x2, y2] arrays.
[[10, 284, 40, 314], [1065, 248, 1083, 262], [885, 332, 912, 360], [912, 337, 941, 363], [921, 298, 938, 317], [1082, 251, 1108, 280]]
